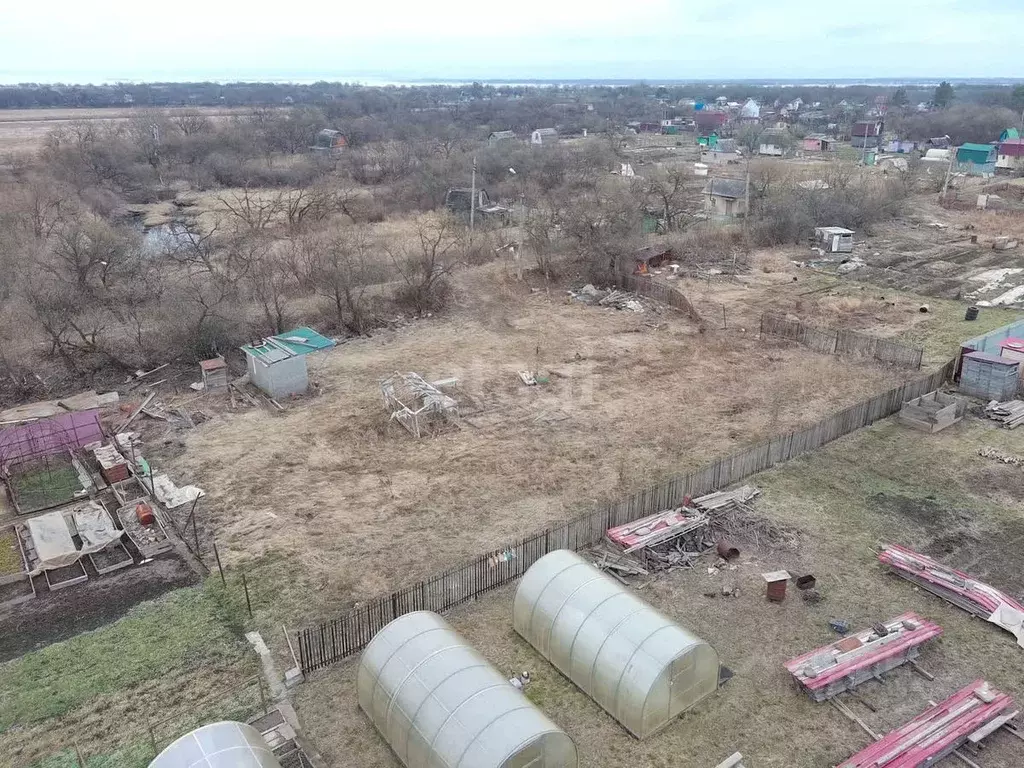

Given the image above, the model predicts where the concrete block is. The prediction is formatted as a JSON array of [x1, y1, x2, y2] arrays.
[[285, 667, 304, 688]]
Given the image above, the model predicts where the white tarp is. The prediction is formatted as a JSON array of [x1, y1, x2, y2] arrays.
[[73, 503, 124, 551], [151, 473, 205, 509], [988, 603, 1024, 649], [26, 511, 79, 575], [25, 502, 123, 576]]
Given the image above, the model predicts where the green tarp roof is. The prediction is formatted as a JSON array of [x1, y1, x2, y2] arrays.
[[242, 326, 336, 362]]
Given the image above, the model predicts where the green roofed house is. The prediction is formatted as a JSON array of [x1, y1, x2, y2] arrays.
[[241, 327, 336, 398], [956, 143, 997, 176], [999, 128, 1020, 142]]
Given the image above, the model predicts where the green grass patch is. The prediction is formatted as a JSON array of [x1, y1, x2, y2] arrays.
[[0, 580, 251, 732], [0, 530, 24, 577], [895, 304, 1024, 361], [10, 463, 82, 512], [31, 743, 154, 768]]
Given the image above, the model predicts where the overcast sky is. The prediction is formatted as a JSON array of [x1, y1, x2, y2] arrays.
[[2, 0, 1021, 84]]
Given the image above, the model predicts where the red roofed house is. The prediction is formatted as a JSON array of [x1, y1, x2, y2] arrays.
[[996, 138, 1024, 171], [851, 119, 884, 149]]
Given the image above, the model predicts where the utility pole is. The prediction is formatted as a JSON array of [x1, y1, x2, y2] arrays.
[[744, 151, 751, 239], [469, 155, 476, 242], [941, 148, 956, 200]]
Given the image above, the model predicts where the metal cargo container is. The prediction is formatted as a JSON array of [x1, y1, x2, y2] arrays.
[[512, 550, 720, 739], [358, 611, 578, 768]]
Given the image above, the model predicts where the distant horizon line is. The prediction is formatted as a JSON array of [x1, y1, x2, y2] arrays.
[[2, 74, 1023, 88]]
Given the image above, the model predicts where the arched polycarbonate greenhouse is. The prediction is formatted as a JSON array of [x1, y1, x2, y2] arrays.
[[358, 610, 578, 768], [513, 549, 721, 739], [149, 721, 282, 768]]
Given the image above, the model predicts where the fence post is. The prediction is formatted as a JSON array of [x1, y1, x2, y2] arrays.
[[256, 674, 268, 714], [147, 721, 158, 757], [212, 539, 225, 585], [241, 572, 253, 619]]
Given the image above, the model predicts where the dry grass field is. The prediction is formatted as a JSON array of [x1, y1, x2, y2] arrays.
[[164, 262, 916, 628], [294, 414, 1024, 768], [0, 106, 250, 154]]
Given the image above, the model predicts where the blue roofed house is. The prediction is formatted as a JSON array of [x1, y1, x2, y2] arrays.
[[241, 327, 336, 398], [956, 143, 997, 176]]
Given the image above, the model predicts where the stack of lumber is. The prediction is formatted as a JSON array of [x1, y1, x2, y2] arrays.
[[984, 399, 1024, 428], [880, 544, 1024, 649], [838, 680, 1016, 768], [693, 485, 760, 512], [591, 547, 650, 579], [784, 612, 942, 702], [607, 507, 709, 554]]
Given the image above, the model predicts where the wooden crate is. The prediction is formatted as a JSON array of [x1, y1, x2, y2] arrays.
[[899, 390, 966, 433]]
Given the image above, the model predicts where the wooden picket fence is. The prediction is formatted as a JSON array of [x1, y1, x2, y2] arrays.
[[760, 313, 924, 369], [296, 360, 954, 673], [614, 273, 705, 325]]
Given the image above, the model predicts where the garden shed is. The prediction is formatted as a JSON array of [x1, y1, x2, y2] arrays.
[[959, 352, 1020, 401], [150, 721, 282, 768], [956, 143, 997, 176], [512, 549, 720, 739], [358, 611, 578, 768], [814, 227, 854, 253], [241, 327, 335, 399]]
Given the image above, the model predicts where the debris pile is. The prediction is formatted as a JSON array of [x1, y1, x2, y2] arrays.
[[984, 399, 1024, 428], [784, 612, 942, 702], [602, 484, 785, 574], [880, 543, 1024, 648], [591, 546, 651, 581], [692, 486, 760, 512], [568, 284, 649, 312], [607, 507, 711, 555], [979, 446, 1024, 467], [837, 680, 1015, 768]]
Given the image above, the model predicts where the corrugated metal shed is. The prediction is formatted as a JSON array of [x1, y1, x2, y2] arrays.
[[358, 611, 578, 768], [512, 550, 720, 739], [241, 327, 335, 361], [960, 351, 1020, 400], [957, 143, 997, 164], [241, 327, 335, 399], [149, 721, 282, 768]]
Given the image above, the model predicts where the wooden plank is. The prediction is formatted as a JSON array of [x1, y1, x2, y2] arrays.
[[118, 393, 155, 431], [967, 710, 1018, 743]]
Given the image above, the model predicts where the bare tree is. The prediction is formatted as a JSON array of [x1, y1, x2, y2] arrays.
[[244, 236, 295, 334], [280, 186, 353, 232], [218, 186, 284, 232], [637, 166, 695, 231], [46, 219, 143, 294], [13, 177, 78, 241], [172, 109, 213, 136], [313, 230, 379, 333], [388, 215, 462, 316]]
